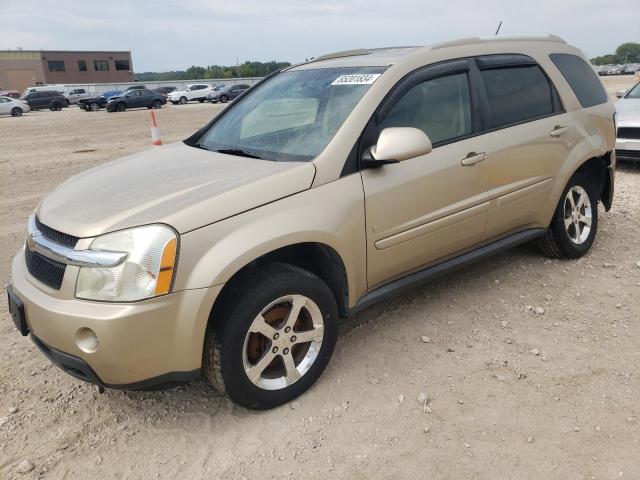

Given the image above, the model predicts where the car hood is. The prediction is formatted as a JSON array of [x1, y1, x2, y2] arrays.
[[37, 142, 316, 238], [616, 99, 640, 123]]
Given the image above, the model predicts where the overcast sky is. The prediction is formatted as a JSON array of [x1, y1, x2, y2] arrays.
[[2, 0, 639, 71]]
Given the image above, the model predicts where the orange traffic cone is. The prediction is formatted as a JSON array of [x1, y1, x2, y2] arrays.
[[150, 110, 162, 146]]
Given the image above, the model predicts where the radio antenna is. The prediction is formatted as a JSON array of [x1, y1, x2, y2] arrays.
[[495, 20, 503, 35]]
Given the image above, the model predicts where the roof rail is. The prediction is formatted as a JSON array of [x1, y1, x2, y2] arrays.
[[311, 49, 371, 63], [431, 34, 567, 50]]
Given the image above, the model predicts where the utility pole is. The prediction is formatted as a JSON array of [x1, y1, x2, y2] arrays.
[[236, 58, 240, 78], [495, 20, 503, 35]]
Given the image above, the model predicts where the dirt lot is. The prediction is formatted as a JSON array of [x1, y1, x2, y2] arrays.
[[1, 76, 639, 480]]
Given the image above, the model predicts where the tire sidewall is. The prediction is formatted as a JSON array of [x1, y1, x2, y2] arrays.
[[11, 107, 22, 117], [213, 265, 339, 409], [220, 95, 228, 103], [550, 173, 599, 258]]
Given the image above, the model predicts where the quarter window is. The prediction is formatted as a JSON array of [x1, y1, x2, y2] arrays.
[[480, 66, 555, 129], [379, 73, 472, 144], [115, 60, 130, 71], [94, 60, 109, 71], [47, 61, 65, 72], [549, 53, 607, 108]]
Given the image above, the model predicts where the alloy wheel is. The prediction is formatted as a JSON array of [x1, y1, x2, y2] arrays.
[[563, 185, 592, 244], [242, 294, 324, 391]]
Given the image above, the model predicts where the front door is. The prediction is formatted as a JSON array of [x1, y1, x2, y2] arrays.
[[361, 61, 491, 288]]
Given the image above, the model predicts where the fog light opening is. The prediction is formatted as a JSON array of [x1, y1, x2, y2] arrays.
[[76, 327, 98, 354]]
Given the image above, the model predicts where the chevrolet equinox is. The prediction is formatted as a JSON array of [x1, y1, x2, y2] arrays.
[[8, 35, 616, 409]]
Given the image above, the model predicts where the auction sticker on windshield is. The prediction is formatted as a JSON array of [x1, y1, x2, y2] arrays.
[[331, 73, 382, 85]]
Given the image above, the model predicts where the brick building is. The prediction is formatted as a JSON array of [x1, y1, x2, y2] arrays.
[[0, 50, 134, 92]]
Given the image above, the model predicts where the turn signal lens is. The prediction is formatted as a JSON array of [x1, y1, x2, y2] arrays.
[[154, 237, 177, 295]]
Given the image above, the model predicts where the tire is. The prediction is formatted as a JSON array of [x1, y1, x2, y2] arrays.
[[220, 95, 228, 103], [117, 102, 126, 112], [152, 100, 162, 109], [179, 96, 187, 105], [89, 102, 100, 112], [11, 107, 23, 117], [171, 101, 179, 105], [50, 102, 61, 111], [538, 172, 599, 259], [198, 98, 205, 103], [203, 262, 339, 410]]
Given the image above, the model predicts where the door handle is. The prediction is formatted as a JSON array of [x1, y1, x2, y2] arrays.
[[550, 125, 569, 137], [461, 152, 487, 166]]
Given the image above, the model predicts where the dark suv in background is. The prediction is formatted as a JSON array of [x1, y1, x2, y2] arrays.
[[105, 89, 167, 112], [20, 91, 68, 111], [207, 84, 250, 103]]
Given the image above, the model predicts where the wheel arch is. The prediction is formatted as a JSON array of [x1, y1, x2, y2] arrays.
[[207, 242, 350, 333]]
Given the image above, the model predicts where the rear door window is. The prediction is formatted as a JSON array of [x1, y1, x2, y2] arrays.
[[549, 53, 607, 107], [480, 65, 557, 129]]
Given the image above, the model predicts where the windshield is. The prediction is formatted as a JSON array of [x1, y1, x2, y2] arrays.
[[196, 66, 386, 161], [625, 82, 640, 99]]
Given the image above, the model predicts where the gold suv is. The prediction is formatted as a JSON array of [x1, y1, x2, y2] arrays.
[[8, 36, 615, 409]]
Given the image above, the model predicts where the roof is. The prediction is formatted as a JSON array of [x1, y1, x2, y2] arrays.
[[290, 35, 568, 70]]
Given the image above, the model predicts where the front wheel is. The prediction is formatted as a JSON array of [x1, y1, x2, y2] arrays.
[[50, 102, 62, 111], [538, 172, 599, 259], [117, 102, 126, 112], [89, 102, 100, 112], [203, 263, 338, 410], [152, 100, 162, 109], [220, 95, 228, 103], [11, 107, 23, 117], [179, 96, 187, 105]]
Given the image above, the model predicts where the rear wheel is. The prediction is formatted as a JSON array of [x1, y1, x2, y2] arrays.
[[198, 98, 205, 103], [203, 263, 338, 410], [179, 96, 187, 105], [89, 102, 100, 112], [152, 99, 162, 109], [11, 107, 23, 117], [538, 172, 599, 259]]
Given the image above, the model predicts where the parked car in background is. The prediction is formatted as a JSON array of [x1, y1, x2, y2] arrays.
[[615, 81, 640, 161], [64, 88, 90, 105], [153, 86, 177, 97], [168, 84, 214, 104], [0, 90, 20, 99], [125, 85, 147, 91], [22, 86, 64, 96], [20, 91, 68, 111], [207, 84, 250, 103], [0, 96, 30, 116], [7, 36, 616, 410], [105, 89, 166, 112], [78, 90, 123, 111]]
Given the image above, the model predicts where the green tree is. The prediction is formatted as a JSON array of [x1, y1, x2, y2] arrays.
[[615, 43, 640, 63]]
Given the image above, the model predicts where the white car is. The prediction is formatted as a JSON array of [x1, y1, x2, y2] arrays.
[[64, 88, 91, 105], [168, 84, 215, 104], [615, 81, 640, 161], [0, 96, 30, 116]]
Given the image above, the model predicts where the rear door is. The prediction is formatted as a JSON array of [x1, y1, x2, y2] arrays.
[[474, 55, 569, 240], [361, 59, 491, 288]]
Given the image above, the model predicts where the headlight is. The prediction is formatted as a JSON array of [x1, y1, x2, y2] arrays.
[[75, 224, 178, 302]]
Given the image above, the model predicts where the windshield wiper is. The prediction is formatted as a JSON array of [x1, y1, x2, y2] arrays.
[[215, 148, 262, 159]]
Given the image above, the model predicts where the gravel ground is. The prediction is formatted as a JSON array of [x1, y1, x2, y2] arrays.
[[1, 76, 639, 480]]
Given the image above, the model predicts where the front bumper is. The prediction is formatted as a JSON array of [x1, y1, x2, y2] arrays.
[[615, 137, 640, 161], [10, 248, 222, 388]]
